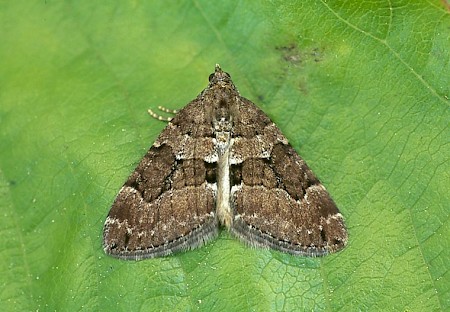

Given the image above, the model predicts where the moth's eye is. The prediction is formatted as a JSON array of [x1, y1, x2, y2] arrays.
[[208, 73, 215, 82]]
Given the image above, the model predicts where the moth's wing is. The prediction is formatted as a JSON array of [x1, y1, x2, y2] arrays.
[[229, 98, 348, 256], [103, 98, 219, 260]]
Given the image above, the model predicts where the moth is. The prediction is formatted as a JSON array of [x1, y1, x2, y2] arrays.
[[103, 64, 348, 260]]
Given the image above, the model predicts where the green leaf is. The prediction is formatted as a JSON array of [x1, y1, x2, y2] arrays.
[[0, 1, 448, 311]]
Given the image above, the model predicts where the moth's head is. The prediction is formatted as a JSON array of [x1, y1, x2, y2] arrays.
[[208, 64, 235, 90]]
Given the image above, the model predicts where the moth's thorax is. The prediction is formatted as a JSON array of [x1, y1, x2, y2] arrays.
[[204, 84, 238, 131]]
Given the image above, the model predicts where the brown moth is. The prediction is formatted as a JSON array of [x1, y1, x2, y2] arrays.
[[103, 65, 348, 260]]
